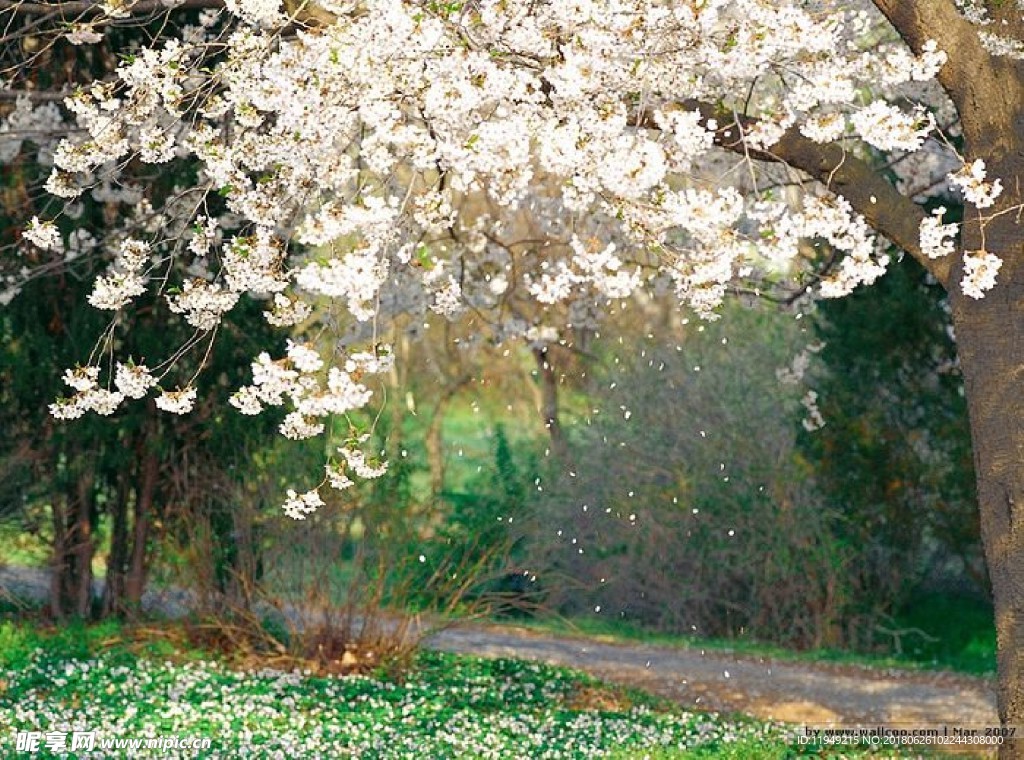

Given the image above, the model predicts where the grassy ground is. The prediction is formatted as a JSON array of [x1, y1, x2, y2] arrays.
[[0, 617, 926, 759]]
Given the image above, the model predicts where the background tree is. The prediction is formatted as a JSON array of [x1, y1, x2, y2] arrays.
[[801, 256, 982, 620]]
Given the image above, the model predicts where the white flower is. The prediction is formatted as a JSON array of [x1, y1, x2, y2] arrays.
[[155, 387, 197, 414], [24, 217, 62, 251], [116, 239, 151, 271], [166, 280, 240, 330], [339, 446, 387, 479], [250, 352, 299, 406], [851, 101, 933, 152], [264, 293, 312, 327], [949, 159, 1003, 209], [63, 366, 100, 393], [801, 390, 826, 432], [50, 397, 87, 420], [430, 276, 464, 316], [81, 388, 124, 415], [325, 462, 354, 491], [88, 271, 147, 310], [279, 411, 324, 440], [344, 349, 393, 376], [653, 109, 715, 166], [979, 31, 1024, 60], [295, 252, 387, 322], [596, 137, 667, 197], [114, 362, 157, 399], [286, 341, 323, 373], [281, 488, 323, 520], [138, 126, 176, 163], [919, 208, 958, 259], [224, 0, 284, 27], [100, 0, 132, 18], [961, 250, 1002, 299], [188, 215, 219, 257], [799, 112, 846, 144], [222, 229, 288, 294], [44, 171, 82, 199], [229, 386, 263, 415]]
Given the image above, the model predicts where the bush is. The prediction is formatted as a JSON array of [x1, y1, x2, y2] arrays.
[[526, 304, 855, 649]]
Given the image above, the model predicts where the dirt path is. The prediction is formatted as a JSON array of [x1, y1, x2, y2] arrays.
[[427, 624, 997, 729], [2, 566, 997, 731]]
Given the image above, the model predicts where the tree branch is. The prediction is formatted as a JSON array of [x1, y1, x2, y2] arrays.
[[642, 101, 951, 289], [871, 0, 1024, 153], [0, 0, 222, 15], [0, 88, 74, 101]]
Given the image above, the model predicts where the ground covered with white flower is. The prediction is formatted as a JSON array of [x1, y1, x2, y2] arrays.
[[0, 620, 917, 759]]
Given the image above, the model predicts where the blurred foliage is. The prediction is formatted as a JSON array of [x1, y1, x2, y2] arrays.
[[800, 256, 984, 630], [520, 304, 856, 648]]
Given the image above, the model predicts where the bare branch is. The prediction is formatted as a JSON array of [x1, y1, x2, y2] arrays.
[[0, 0, 222, 15]]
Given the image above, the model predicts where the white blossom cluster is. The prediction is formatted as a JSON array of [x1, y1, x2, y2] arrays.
[[528, 236, 642, 307], [28, 0, 1012, 516], [919, 208, 959, 260], [3, 645, 797, 756], [800, 389, 826, 432], [23, 217, 62, 252], [226, 343, 393, 516], [850, 102, 934, 152], [979, 31, 1024, 60], [50, 363, 155, 419], [949, 159, 1003, 209], [155, 386, 198, 414], [961, 250, 1003, 299], [83, 237, 155, 310]]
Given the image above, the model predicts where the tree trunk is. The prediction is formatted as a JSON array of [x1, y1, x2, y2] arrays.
[[125, 448, 158, 606], [424, 396, 450, 498], [49, 468, 96, 619], [49, 494, 69, 619], [230, 500, 259, 609], [102, 471, 131, 617], [951, 199, 1024, 757], [72, 470, 95, 617], [425, 381, 471, 498], [531, 346, 571, 463]]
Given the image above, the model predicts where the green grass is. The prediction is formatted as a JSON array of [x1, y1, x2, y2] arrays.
[[506, 609, 995, 678], [0, 619, 926, 759], [890, 592, 996, 675]]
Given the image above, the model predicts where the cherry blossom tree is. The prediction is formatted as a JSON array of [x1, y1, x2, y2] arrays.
[[2, 0, 1023, 745]]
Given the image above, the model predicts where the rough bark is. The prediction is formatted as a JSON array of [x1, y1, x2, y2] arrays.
[[872, 0, 1024, 154], [951, 161, 1024, 756], [954, 279, 1024, 758], [851, 6, 1024, 751], [48, 494, 68, 619]]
